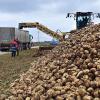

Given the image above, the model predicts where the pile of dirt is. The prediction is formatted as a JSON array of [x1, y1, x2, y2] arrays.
[[3, 24, 100, 100]]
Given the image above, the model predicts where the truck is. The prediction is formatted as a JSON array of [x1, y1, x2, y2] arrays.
[[0, 27, 33, 50]]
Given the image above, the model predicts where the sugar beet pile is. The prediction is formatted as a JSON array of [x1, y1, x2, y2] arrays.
[[6, 24, 100, 100]]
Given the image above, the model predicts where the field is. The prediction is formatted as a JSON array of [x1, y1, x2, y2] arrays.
[[0, 48, 42, 95]]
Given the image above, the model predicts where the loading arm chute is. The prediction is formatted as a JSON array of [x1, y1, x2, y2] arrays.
[[19, 22, 64, 41]]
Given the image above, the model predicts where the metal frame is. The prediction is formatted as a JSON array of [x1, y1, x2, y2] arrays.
[[66, 12, 100, 29]]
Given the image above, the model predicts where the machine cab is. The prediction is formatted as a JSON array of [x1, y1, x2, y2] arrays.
[[76, 12, 93, 29]]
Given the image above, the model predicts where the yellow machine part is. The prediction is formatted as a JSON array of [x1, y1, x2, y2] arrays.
[[19, 22, 64, 41]]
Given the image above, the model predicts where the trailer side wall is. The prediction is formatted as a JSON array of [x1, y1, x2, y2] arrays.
[[15, 29, 29, 43], [0, 27, 15, 43]]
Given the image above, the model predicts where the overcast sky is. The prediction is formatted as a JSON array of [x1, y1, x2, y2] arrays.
[[0, 0, 100, 41]]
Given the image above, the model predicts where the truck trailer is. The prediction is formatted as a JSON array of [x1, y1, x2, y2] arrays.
[[0, 27, 32, 50]]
